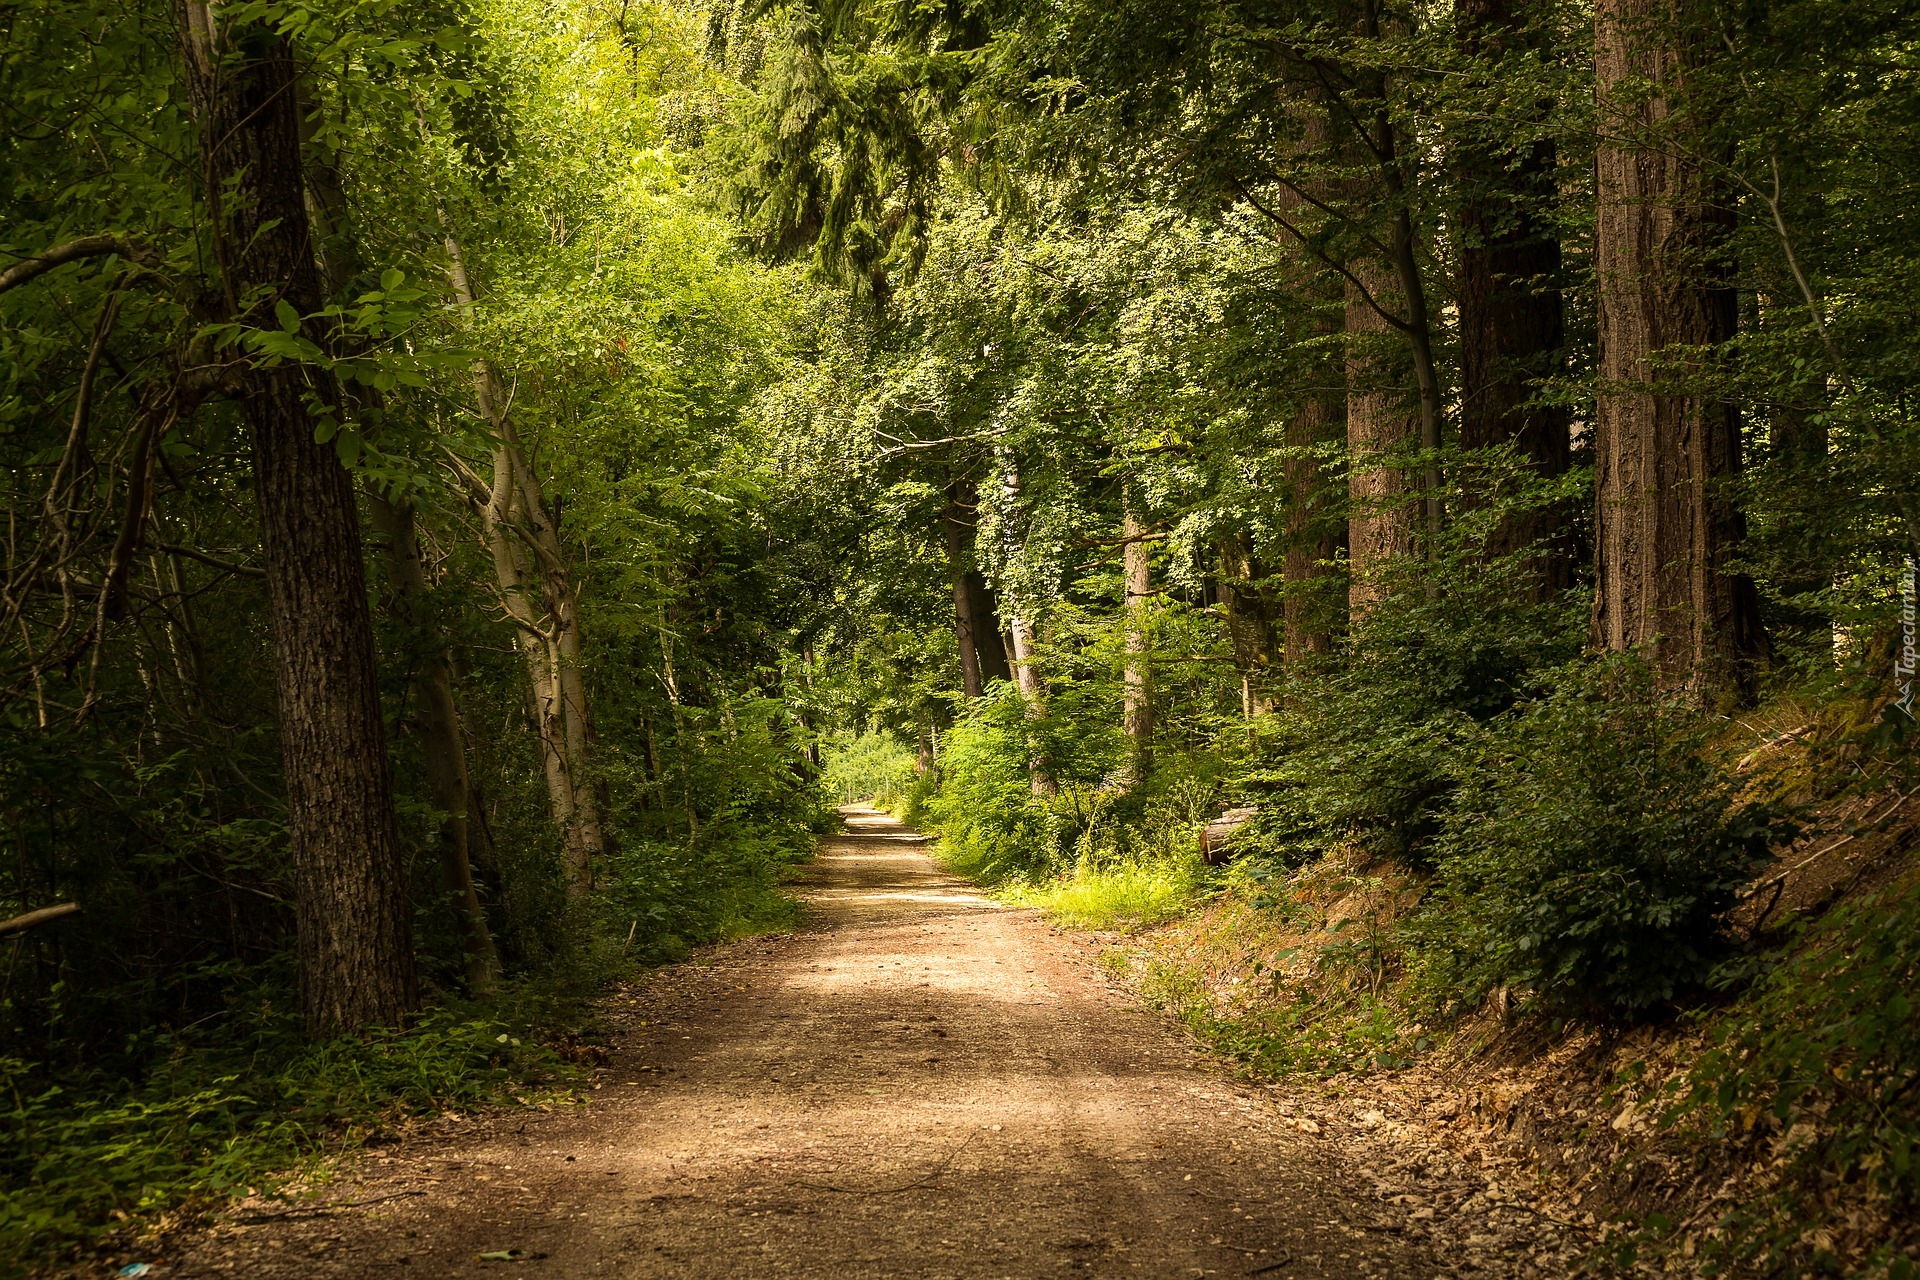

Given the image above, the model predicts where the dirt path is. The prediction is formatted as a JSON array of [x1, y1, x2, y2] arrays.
[[164, 810, 1445, 1279]]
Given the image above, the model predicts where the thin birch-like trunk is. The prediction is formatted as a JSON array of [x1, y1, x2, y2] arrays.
[[1122, 503, 1153, 785], [446, 230, 601, 893]]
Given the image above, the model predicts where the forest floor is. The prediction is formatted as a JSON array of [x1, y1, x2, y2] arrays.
[[139, 809, 1580, 1280]]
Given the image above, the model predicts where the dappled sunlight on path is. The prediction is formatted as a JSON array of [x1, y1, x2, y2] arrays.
[[165, 807, 1438, 1280]]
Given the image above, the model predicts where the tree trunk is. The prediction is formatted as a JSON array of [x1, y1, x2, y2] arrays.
[[1345, 262, 1417, 615], [1273, 109, 1350, 666], [971, 576, 1013, 686], [367, 495, 501, 993], [1356, 0, 1444, 537], [508, 443, 605, 883], [1283, 374, 1348, 663], [1007, 613, 1056, 795], [180, 2, 416, 1032], [1592, 0, 1766, 693], [1219, 536, 1278, 715], [942, 488, 986, 700], [444, 232, 602, 892], [1455, 0, 1573, 595], [1122, 501, 1153, 784], [304, 134, 499, 994]]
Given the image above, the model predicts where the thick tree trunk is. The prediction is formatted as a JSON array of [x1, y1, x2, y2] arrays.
[[180, 2, 416, 1032], [303, 138, 500, 994], [368, 495, 501, 993], [971, 576, 1013, 687], [1122, 502, 1153, 784], [1455, 0, 1573, 594], [1273, 110, 1350, 666], [1283, 377, 1348, 663], [1345, 262, 1417, 615], [1592, 0, 1766, 694]]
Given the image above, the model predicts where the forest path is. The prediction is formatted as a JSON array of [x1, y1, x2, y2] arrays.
[[164, 808, 1438, 1280]]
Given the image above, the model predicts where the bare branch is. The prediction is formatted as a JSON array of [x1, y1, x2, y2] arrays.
[[0, 902, 81, 937], [0, 236, 151, 296]]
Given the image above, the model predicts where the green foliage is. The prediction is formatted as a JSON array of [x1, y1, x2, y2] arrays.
[[1239, 462, 1587, 870], [1661, 868, 1920, 1274], [0, 1006, 569, 1266], [922, 697, 1062, 884], [1007, 858, 1206, 931], [820, 731, 919, 804], [1415, 660, 1791, 1019]]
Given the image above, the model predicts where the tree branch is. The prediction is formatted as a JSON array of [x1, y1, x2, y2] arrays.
[[0, 236, 151, 296]]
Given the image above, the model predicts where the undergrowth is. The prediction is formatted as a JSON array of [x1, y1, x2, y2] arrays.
[[0, 997, 573, 1274], [0, 814, 815, 1274], [1005, 857, 1208, 931]]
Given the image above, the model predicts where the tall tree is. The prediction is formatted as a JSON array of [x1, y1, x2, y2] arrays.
[[1453, 0, 1572, 593], [442, 232, 604, 896], [1590, 0, 1765, 692], [179, 0, 416, 1031], [304, 142, 500, 993], [1345, 265, 1417, 614]]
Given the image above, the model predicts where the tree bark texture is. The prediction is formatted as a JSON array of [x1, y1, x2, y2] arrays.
[[1283, 377, 1348, 663], [368, 495, 501, 993], [1345, 262, 1417, 615], [1455, 0, 1573, 594], [1122, 502, 1153, 783], [1273, 110, 1349, 665], [304, 143, 500, 994], [1592, 0, 1766, 693], [180, 1, 416, 1032]]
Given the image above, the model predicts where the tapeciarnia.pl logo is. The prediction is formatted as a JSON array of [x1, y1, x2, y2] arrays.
[[1900, 556, 1917, 718]]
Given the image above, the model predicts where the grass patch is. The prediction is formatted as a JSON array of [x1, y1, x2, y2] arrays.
[[1004, 857, 1209, 931]]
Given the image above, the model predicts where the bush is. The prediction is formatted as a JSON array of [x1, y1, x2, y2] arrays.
[[1415, 658, 1790, 1019], [1009, 857, 1207, 930], [1239, 494, 1586, 870], [923, 703, 1060, 883]]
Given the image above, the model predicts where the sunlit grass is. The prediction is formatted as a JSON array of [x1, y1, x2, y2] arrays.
[[1006, 857, 1209, 931]]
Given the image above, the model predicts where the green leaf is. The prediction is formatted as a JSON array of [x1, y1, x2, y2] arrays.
[[274, 300, 301, 334], [380, 268, 405, 293]]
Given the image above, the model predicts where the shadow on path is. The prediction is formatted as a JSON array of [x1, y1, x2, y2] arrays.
[[163, 806, 1435, 1280]]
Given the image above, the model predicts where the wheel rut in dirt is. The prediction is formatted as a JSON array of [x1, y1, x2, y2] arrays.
[[166, 808, 1436, 1279]]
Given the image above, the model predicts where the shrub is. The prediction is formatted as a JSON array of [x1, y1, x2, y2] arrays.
[[0, 1008, 567, 1265], [1415, 658, 1790, 1019], [923, 703, 1061, 883], [1239, 495, 1586, 870]]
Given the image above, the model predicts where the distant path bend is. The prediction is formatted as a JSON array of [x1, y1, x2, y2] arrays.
[[168, 807, 1434, 1279]]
